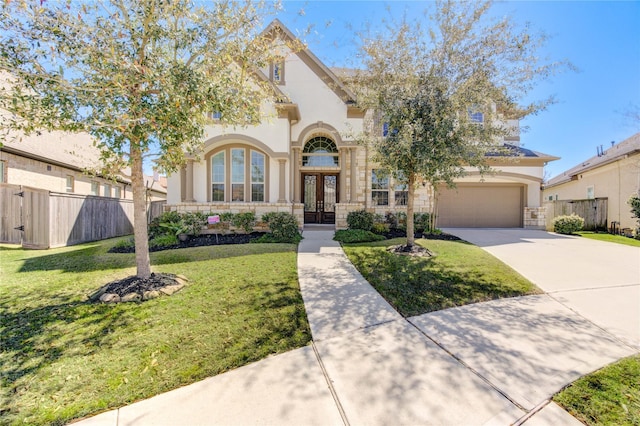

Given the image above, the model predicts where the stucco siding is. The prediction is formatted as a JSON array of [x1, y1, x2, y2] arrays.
[[543, 154, 640, 229]]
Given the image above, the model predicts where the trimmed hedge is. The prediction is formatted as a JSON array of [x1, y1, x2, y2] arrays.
[[334, 229, 386, 243], [553, 214, 585, 235]]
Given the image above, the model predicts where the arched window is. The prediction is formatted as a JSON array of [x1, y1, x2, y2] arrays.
[[208, 146, 267, 202], [302, 136, 339, 167]]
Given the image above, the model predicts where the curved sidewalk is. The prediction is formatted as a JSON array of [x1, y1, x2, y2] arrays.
[[77, 228, 638, 425]]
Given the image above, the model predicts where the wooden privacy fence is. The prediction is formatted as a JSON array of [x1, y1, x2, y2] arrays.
[[544, 198, 608, 231], [1, 184, 135, 249]]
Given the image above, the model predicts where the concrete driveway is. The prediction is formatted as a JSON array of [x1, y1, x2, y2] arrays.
[[441, 228, 640, 350]]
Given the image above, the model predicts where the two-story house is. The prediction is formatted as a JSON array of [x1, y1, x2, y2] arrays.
[[165, 19, 557, 230]]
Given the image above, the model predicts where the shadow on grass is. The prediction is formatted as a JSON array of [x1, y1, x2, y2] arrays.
[[346, 243, 539, 317], [0, 300, 133, 399], [17, 242, 296, 274]]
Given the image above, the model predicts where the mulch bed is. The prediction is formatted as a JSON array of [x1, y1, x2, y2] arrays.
[[100, 273, 180, 297], [381, 229, 463, 241], [108, 230, 461, 254], [109, 232, 267, 253]]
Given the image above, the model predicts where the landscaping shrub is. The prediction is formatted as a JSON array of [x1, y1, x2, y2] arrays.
[[181, 212, 207, 235], [553, 214, 585, 235], [414, 212, 432, 233], [149, 234, 178, 248], [372, 222, 390, 234], [113, 236, 135, 250], [347, 209, 375, 231], [628, 195, 640, 239], [385, 211, 399, 228], [259, 212, 301, 243], [396, 212, 407, 230], [220, 212, 235, 223], [334, 229, 386, 243], [231, 212, 256, 233], [149, 211, 181, 239]]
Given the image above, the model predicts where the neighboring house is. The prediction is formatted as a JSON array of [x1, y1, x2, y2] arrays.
[[165, 19, 557, 230], [543, 132, 640, 231], [0, 130, 167, 202]]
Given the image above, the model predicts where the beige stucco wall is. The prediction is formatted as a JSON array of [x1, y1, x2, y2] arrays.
[[543, 154, 640, 230]]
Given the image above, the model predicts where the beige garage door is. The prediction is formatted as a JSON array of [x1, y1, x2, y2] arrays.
[[437, 184, 524, 228]]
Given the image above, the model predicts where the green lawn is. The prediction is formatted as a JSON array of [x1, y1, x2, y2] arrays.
[[577, 231, 640, 247], [341, 238, 541, 317], [0, 238, 310, 426], [554, 355, 640, 426]]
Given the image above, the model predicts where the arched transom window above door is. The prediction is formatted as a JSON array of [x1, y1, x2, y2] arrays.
[[302, 136, 339, 167]]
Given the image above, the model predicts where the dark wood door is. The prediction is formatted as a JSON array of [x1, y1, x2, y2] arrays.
[[303, 173, 338, 224]]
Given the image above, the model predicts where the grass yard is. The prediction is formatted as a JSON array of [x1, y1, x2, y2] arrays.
[[577, 231, 640, 247], [341, 237, 541, 317], [0, 238, 310, 425], [554, 355, 640, 426]]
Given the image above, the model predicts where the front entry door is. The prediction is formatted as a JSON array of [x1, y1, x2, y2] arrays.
[[303, 173, 338, 224]]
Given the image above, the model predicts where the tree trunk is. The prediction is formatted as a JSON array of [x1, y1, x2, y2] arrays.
[[406, 173, 416, 247], [131, 143, 152, 279]]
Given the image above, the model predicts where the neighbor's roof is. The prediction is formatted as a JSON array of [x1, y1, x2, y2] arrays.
[[1, 129, 104, 173], [487, 143, 559, 160], [545, 132, 640, 187], [2, 133, 167, 193]]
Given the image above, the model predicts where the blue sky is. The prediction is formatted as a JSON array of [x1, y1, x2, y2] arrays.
[[275, 1, 640, 180]]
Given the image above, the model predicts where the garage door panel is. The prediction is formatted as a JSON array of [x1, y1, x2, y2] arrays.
[[437, 185, 523, 228]]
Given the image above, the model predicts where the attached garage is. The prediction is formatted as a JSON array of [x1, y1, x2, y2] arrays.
[[436, 183, 524, 228]]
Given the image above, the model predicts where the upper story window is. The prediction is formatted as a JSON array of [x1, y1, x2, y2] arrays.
[[209, 146, 268, 203], [271, 61, 285, 85], [0, 160, 6, 183], [90, 181, 99, 196], [65, 175, 74, 193], [103, 183, 111, 197], [114, 186, 122, 198], [468, 108, 484, 123], [302, 136, 339, 167]]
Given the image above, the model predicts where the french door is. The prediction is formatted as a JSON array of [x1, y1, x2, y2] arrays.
[[303, 173, 338, 224]]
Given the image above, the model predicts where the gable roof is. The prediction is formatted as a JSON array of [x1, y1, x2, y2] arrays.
[[1, 129, 103, 172], [545, 132, 640, 187], [262, 19, 357, 105]]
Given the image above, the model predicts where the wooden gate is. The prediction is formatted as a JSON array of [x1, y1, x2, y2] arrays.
[[0, 184, 23, 244]]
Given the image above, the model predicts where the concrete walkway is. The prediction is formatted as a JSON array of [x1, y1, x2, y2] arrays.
[[77, 228, 639, 426]]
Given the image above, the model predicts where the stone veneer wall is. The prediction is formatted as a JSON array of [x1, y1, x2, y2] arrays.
[[524, 206, 546, 230]]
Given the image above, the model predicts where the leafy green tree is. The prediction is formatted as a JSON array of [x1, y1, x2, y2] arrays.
[[351, 0, 569, 247], [0, 0, 281, 278]]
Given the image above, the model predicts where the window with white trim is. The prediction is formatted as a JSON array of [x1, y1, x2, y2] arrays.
[[209, 146, 268, 202], [114, 186, 122, 198], [211, 151, 225, 202], [372, 170, 389, 206], [90, 181, 99, 196], [271, 61, 284, 84], [65, 175, 74, 193], [103, 183, 111, 197], [251, 150, 265, 202], [394, 172, 408, 206], [0, 160, 6, 183], [231, 148, 245, 201]]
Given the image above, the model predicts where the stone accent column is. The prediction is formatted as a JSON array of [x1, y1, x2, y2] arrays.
[[292, 148, 301, 203], [339, 148, 347, 203], [277, 159, 287, 203], [185, 159, 195, 202], [350, 148, 357, 202]]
